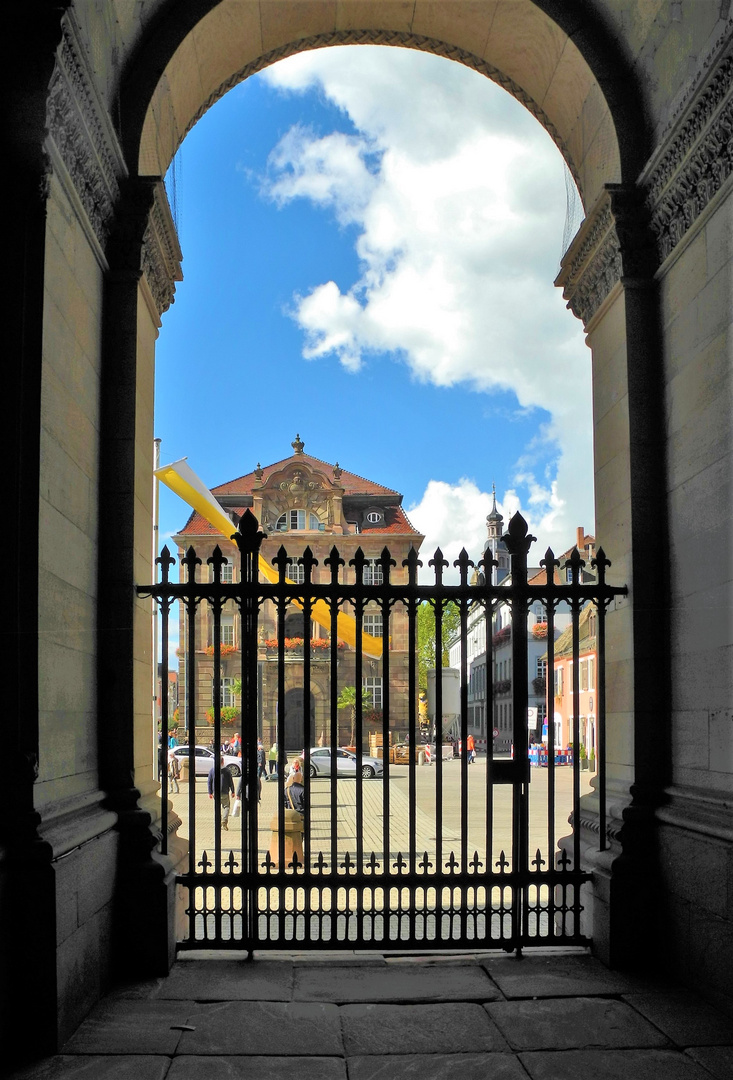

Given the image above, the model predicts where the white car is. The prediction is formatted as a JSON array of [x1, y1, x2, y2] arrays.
[[169, 744, 241, 777], [302, 747, 384, 779]]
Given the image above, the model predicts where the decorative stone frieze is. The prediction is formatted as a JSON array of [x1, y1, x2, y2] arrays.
[[45, 13, 125, 250], [644, 49, 733, 264], [555, 185, 656, 326], [141, 181, 183, 316], [181, 29, 577, 188]]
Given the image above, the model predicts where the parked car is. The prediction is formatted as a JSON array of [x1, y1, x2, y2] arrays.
[[300, 747, 384, 779], [169, 744, 241, 777]]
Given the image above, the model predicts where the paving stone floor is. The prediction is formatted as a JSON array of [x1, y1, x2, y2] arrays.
[[9, 950, 733, 1079]]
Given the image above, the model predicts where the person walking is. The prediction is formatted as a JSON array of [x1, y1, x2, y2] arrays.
[[467, 733, 476, 764], [168, 750, 180, 793], [268, 741, 278, 777], [256, 739, 267, 781], [207, 756, 235, 830]]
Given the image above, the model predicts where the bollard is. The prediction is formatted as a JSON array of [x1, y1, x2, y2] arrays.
[[268, 811, 304, 868]]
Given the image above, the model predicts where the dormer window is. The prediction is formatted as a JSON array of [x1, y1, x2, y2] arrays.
[[276, 510, 321, 531], [365, 509, 383, 524]]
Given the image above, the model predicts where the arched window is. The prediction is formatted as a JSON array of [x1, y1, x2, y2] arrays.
[[276, 509, 321, 531]]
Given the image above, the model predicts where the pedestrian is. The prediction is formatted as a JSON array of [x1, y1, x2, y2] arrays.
[[268, 741, 278, 776], [467, 733, 476, 763], [256, 739, 267, 780], [168, 728, 178, 750], [168, 750, 180, 793], [207, 756, 235, 830], [284, 764, 305, 817]]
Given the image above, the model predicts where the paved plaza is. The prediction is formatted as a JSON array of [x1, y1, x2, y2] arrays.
[[170, 757, 595, 871], [12, 951, 732, 1079]]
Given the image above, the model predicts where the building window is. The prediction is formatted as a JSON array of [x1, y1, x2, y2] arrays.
[[213, 677, 236, 708], [365, 510, 383, 523], [588, 656, 595, 691], [287, 560, 305, 584], [363, 612, 383, 638], [554, 668, 564, 696], [276, 509, 320, 531], [536, 657, 547, 679], [363, 559, 384, 585], [207, 562, 233, 582], [363, 676, 383, 709], [580, 659, 588, 691], [220, 615, 234, 646]]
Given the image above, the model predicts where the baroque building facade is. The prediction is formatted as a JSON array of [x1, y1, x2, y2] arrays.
[[173, 437, 424, 750]]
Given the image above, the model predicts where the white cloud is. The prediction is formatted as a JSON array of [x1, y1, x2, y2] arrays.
[[260, 46, 594, 556]]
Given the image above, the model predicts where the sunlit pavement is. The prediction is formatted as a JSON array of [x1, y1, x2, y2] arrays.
[[168, 756, 595, 871]]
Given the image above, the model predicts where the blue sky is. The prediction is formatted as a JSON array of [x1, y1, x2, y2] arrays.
[[155, 46, 593, 576]]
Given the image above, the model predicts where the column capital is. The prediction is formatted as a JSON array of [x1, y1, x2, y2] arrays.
[[555, 184, 657, 328]]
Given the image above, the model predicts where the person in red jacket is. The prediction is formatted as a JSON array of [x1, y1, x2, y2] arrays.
[[467, 733, 476, 763]]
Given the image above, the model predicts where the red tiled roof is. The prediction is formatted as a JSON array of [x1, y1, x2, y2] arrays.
[[212, 453, 400, 498], [527, 534, 596, 585], [174, 507, 248, 538], [359, 506, 423, 536]]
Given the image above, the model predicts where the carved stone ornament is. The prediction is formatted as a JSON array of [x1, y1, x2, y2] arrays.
[[644, 51, 733, 264], [45, 13, 124, 249], [141, 182, 183, 315], [45, 14, 182, 316], [555, 186, 656, 327]]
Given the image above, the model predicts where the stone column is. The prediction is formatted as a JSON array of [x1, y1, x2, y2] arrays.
[[555, 184, 669, 968], [99, 176, 186, 978]]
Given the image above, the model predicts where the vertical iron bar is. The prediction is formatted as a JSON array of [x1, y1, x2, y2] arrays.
[[434, 594, 444, 907], [183, 548, 200, 914], [302, 552, 314, 874], [326, 546, 343, 938], [544, 548, 558, 939], [354, 567, 364, 876], [233, 512, 265, 953], [596, 550, 610, 853], [159, 581, 169, 857], [485, 596, 494, 898], [380, 549, 392, 877], [503, 515, 533, 949], [571, 565, 581, 882], [457, 553, 470, 878], [276, 549, 287, 880]]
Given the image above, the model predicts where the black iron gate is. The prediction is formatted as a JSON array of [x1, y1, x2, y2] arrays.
[[141, 510, 625, 952]]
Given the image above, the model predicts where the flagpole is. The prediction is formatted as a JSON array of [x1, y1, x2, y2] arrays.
[[153, 438, 161, 748]]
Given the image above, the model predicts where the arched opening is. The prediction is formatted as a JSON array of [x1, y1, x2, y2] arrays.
[[9, 0, 732, 1058]]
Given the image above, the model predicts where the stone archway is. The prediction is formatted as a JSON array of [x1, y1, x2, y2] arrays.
[[11, 1, 732, 1057], [111, 0, 659, 968]]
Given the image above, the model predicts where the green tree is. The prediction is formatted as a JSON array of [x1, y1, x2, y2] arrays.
[[417, 601, 461, 692], [337, 684, 373, 748]]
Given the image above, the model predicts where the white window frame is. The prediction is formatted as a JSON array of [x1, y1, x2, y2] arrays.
[[212, 677, 236, 708], [287, 560, 305, 584], [276, 509, 321, 531], [363, 612, 383, 638], [363, 559, 384, 586], [220, 615, 234, 646], [363, 676, 383, 709]]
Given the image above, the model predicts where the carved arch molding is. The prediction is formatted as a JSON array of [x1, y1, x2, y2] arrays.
[[46, 10, 732, 329]]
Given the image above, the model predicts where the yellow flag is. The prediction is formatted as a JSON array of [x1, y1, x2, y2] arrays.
[[156, 458, 382, 657]]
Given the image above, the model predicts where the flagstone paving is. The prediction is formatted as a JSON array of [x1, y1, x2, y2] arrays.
[[10, 951, 732, 1079]]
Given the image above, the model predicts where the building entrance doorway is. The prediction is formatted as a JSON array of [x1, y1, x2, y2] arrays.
[[283, 687, 315, 753]]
